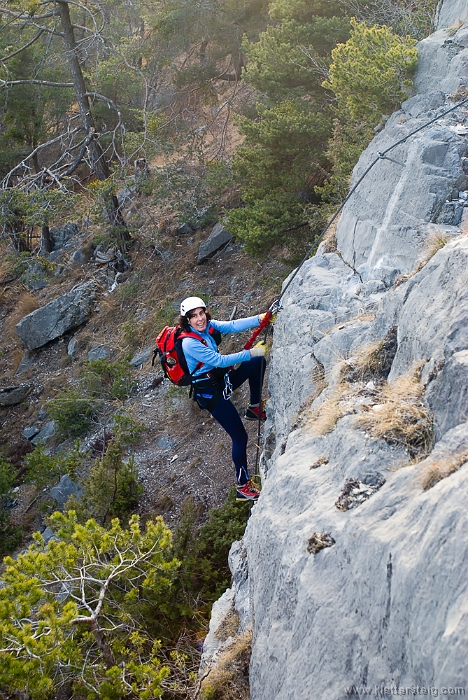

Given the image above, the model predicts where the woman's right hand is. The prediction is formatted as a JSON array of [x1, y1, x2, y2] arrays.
[[250, 341, 268, 358]]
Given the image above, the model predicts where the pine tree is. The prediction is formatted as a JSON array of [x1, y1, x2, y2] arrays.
[[0, 511, 179, 699]]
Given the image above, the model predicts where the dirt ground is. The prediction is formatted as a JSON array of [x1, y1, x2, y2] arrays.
[[0, 221, 291, 542]]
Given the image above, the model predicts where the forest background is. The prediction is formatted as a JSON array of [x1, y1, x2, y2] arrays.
[[0, 0, 439, 698]]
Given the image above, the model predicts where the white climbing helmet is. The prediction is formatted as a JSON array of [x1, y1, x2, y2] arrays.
[[180, 296, 206, 316]]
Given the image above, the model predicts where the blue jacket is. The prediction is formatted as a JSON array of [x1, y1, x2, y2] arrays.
[[182, 316, 260, 379]]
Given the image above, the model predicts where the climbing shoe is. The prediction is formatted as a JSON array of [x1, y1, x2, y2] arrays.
[[244, 405, 266, 421], [236, 480, 261, 502]]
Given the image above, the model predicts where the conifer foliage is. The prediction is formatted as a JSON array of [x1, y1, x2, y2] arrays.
[[0, 511, 178, 699]]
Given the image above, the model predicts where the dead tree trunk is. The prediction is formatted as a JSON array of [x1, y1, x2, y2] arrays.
[[41, 224, 53, 253], [56, 0, 131, 245]]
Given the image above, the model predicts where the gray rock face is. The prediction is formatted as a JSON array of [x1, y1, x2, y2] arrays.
[[335, 91, 468, 281], [197, 223, 233, 264], [0, 385, 32, 407], [436, 0, 468, 27], [51, 222, 80, 250], [130, 347, 152, 367], [87, 345, 110, 361], [31, 420, 56, 445], [203, 5, 468, 698], [16, 281, 96, 350], [50, 474, 82, 509]]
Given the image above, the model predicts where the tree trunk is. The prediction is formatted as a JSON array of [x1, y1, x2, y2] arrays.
[[56, 1, 130, 243], [89, 618, 116, 670], [41, 224, 53, 253]]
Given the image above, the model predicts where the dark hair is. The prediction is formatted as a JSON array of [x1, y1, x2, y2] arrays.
[[178, 309, 211, 331]]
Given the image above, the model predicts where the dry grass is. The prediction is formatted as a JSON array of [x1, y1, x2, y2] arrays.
[[307, 532, 335, 555], [306, 381, 350, 437], [420, 449, 468, 491], [199, 631, 252, 700], [319, 217, 339, 253], [215, 606, 240, 641], [3, 291, 39, 347], [446, 19, 463, 36], [355, 367, 433, 458], [343, 328, 397, 383], [421, 231, 450, 262], [393, 231, 452, 288]]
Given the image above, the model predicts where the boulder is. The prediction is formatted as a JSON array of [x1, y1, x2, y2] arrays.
[[177, 222, 193, 235], [130, 347, 152, 367], [31, 421, 56, 445], [67, 338, 77, 357], [16, 281, 96, 350], [19, 260, 49, 290], [50, 474, 82, 510], [24, 426, 40, 440], [0, 385, 32, 407], [197, 223, 233, 264], [87, 345, 110, 361], [71, 243, 95, 265], [50, 222, 80, 251]]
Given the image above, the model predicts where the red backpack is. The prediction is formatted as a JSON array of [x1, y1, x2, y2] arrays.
[[152, 325, 221, 386]]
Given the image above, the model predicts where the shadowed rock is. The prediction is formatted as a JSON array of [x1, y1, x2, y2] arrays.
[[16, 281, 96, 350], [197, 223, 233, 264]]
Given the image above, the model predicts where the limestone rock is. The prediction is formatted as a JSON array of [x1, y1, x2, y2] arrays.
[[87, 345, 110, 361], [50, 474, 82, 510], [335, 91, 468, 282], [0, 385, 32, 407], [50, 222, 80, 251], [197, 223, 233, 264], [31, 421, 56, 445], [16, 281, 96, 350], [130, 347, 152, 367], [206, 6, 468, 698]]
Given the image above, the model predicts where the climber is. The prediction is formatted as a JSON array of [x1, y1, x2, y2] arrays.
[[179, 296, 270, 502]]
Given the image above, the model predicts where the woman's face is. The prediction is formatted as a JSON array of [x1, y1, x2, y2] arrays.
[[188, 307, 207, 332]]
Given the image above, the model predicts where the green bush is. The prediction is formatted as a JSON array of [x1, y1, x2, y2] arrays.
[[112, 412, 145, 445], [65, 437, 143, 526], [319, 20, 418, 201], [47, 388, 97, 438], [0, 458, 22, 557], [23, 443, 61, 489], [23, 442, 86, 489], [81, 358, 135, 401], [323, 19, 418, 125], [169, 489, 250, 621]]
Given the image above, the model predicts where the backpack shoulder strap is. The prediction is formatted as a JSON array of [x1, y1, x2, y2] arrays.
[[178, 330, 208, 345]]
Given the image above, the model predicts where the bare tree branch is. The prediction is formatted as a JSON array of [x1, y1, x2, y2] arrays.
[[0, 29, 46, 62], [0, 78, 74, 87]]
